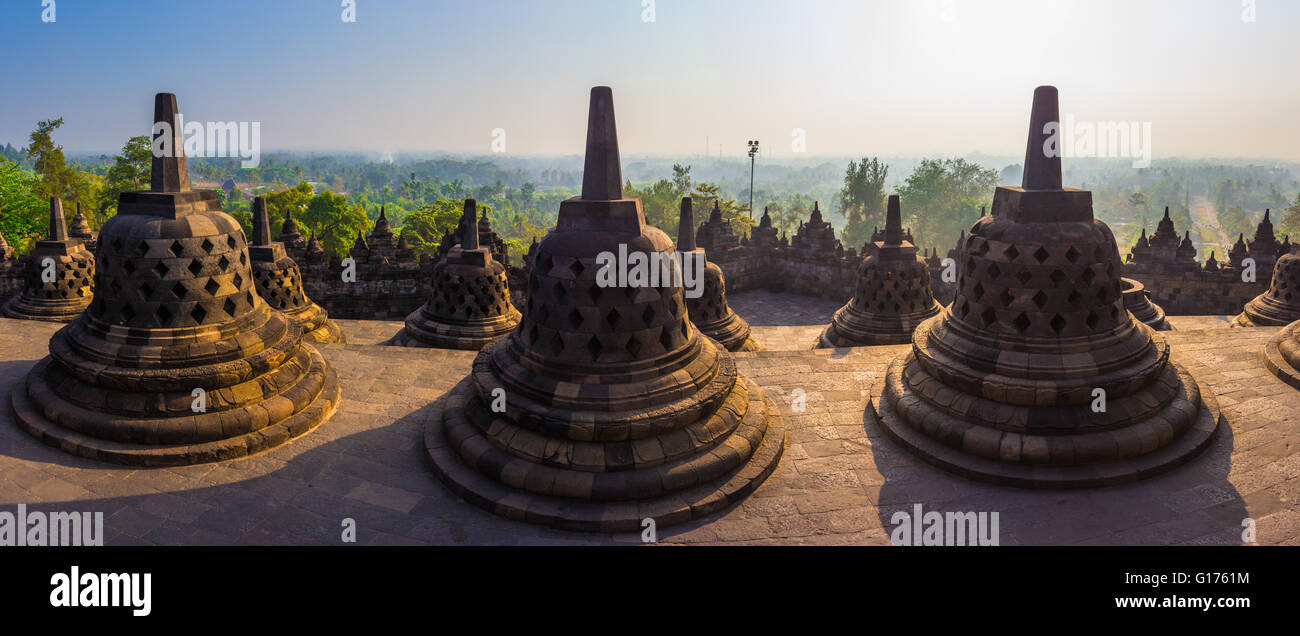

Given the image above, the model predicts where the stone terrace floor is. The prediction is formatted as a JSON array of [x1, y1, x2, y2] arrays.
[[0, 290, 1297, 545]]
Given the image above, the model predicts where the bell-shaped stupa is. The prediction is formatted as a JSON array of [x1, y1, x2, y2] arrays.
[[819, 195, 941, 347], [1121, 278, 1169, 331], [389, 199, 520, 349], [2, 197, 95, 322], [1231, 249, 1300, 327], [871, 87, 1220, 488], [248, 196, 344, 343], [9, 93, 340, 466], [676, 197, 758, 351], [422, 87, 784, 531]]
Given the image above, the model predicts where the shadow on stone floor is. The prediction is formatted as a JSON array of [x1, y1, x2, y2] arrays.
[[865, 404, 1248, 546], [0, 380, 622, 545]]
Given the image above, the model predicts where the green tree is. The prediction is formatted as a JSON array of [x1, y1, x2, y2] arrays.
[[837, 157, 889, 248], [895, 158, 997, 250], [398, 199, 472, 260], [0, 158, 48, 253], [27, 118, 100, 214], [300, 191, 370, 255], [1281, 193, 1300, 239], [96, 135, 152, 224]]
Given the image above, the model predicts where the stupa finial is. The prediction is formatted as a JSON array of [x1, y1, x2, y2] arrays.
[[678, 197, 697, 252], [252, 197, 272, 246], [48, 197, 68, 241], [1021, 85, 1063, 190], [884, 195, 902, 245], [580, 86, 622, 201], [150, 93, 190, 193]]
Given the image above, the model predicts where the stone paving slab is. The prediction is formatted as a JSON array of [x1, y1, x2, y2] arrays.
[[0, 306, 1297, 545]]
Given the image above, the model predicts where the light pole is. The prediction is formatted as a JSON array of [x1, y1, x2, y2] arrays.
[[747, 140, 759, 219]]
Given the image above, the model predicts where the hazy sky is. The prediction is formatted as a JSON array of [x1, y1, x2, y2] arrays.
[[2, 0, 1296, 159]]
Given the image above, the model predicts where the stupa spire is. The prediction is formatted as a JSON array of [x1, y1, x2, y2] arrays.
[[150, 93, 190, 193], [580, 86, 622, 200], [1021, 86, 1063, 190], [883, 194, 902, 245], [462, 199, 480, 250], [252, 196, 272, 246], [678, 197, 697, 251], [48, 197, 68, 241]]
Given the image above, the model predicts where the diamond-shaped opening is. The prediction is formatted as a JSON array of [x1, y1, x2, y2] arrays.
[[169, 240, 184, 257], [981, 307, 997, 326], [227, 235, 237, 250], [218, 255, 231, 271], [1013, 312, 1032, 333], [187, 259, 203, 276], [549, 333, 565, 356], [139, 281, 153, 300], [191, 305, 207, 324], [999, 288, 1014, 307], [224, 298, 237, 317], [172, 282, 188, 300], [970, 240, 988, 256], [153, 261, 169, 279], [200, 238, 215, 254], [552, 281, 567, 300], [1016, 267, 1033, 285], [986, 263, 1001, 279], [1096, 286, 1109, 303], [1049, 269, 1066, 286], [1081, 268, 1096, 284], [1049, 313, 1066, 334], [111, 238, 124, 253], [123, 259, 136, 275], [569, 259, 586, 279], [1085, 310, 1100, 329], [627, 335, 644, 357], [205, 278, 221, 296], [1065, 246, 1080, 263], [567, 308, 583, 329], [155, 305, 172, 324], [658, 326, 674, 351], [1032, 290, 1048, 308], [641, 305, 656, 326], [605, 307, 620, 328], [1003, 245, 1019, 261], [136, 241, 150, 256], [232, 273, 243, 289], [585, 336, 602, 360], [970, 282, 984, 301], [1067, 290, 1082, 304], [1033, 246, 1050, 263]]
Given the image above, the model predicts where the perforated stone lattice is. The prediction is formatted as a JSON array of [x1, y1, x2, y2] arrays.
[[951, 231, 1124, 338], [252, 262, 309, 311], [850, 258, 935, 315], [521, 250, 691, 363], [91, 230, 257, 328], [22, 255, 95, 301], [427, 268, 511, 320]]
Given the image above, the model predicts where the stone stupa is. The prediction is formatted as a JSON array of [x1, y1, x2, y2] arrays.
[[422, 87, 785, 531], [676, 197, 758, 352], [10, 93, 340, 466], [870, 86, 1221, 488], [1121, 277, 1169, 331], [1, 197, 95, 322], [1231, 246, 1300, 327], [389, 199, 520, 349], [819, 195, 941, 347], [248, 196, 344, 343]]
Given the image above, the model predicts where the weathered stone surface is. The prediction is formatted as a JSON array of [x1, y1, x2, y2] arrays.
[[1232, 249, 1300, 327], [678, 197, 757, 352], [871, 86, 1220, 488], [1, 197, 95, 322], [389, 199, 520, 349], [8, 93, 340, 466], [819, 195, 941, 347], [423, 87, 784, 531], [1122, 277, 1169, 331], [248, 196, 344, 344]]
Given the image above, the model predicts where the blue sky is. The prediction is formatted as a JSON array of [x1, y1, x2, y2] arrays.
[[1, 0, 1297, 158]]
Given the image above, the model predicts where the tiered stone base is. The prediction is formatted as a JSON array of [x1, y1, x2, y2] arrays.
[[389, 305, 520, 350], [1231, 297, 1297, 328], [1, 296, 91, 323], [9, 311, 340, 466], [1262, 320, 1300, 390], [870, 321, 1221, 488], [1121, 279, 1169, 331], [695, 314, 760, 352], [816, 305, 941, 348], [286, 303, 345, 344], [423, 351, 785, 532]]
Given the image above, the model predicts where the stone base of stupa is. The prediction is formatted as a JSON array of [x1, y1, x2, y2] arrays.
[[1262, 320, 1300, 390], [1230, 296, 1299, 328], [1, 295, 91, 323], [870, 320, 1221, 489], [1121, 278, 1170, 331], [695, 313, 760, 352], [286, 303, 345, 344], [10, 312, 340, 467], [389, 305, 520, 350], [422, 346, 785, 532], [816, 305, 940, 348]]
